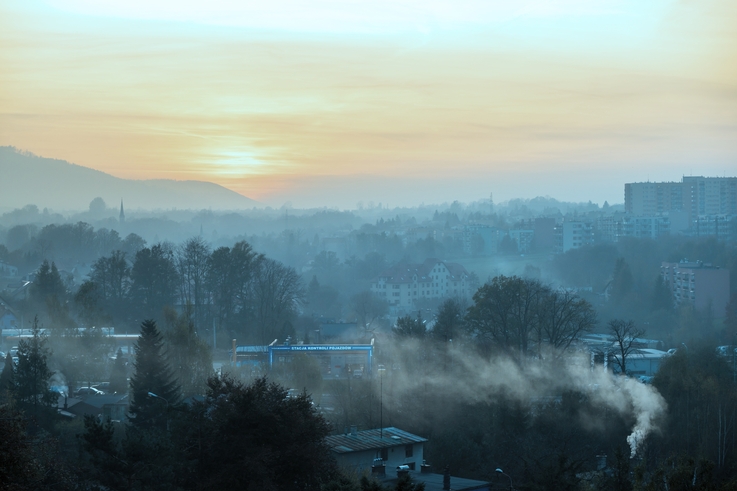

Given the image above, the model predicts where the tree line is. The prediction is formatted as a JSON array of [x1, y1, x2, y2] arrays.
[[23, 236, 303, 346]]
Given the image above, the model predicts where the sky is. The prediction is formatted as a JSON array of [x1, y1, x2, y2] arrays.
[[1, 0, 736, 209]]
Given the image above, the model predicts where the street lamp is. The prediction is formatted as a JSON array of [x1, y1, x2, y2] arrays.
[[148, 391, 170, 431], [495, 468, 513, 490], [378, 364, 386, 440]]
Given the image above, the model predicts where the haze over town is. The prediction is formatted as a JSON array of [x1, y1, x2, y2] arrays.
[[1, 1, 737, 490]]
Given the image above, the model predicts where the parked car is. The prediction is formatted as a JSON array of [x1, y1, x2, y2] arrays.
[[75, 387, 105, 397], [93, 382, 111, 393]]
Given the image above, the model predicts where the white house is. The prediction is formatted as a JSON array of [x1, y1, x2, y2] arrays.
[[326, 426, 426, 475]]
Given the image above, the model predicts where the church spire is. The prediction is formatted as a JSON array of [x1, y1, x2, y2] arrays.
[[119, 199, 125, 223]]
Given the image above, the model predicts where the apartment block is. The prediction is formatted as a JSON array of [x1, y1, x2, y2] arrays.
[[661, 260, 730, 318], [554, 221, 594, 253], [371, 258, 471, 311]]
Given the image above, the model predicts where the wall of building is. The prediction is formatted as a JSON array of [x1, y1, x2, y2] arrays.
[[334, 442, 424, 475]]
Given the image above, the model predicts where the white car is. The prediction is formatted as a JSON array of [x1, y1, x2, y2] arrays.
[[75, 387, 105, 397]]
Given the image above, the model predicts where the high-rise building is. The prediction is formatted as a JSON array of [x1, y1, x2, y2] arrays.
[[661, 260, 730, 318], [625, 176, 737, 236], [624, 181, 684, 216]]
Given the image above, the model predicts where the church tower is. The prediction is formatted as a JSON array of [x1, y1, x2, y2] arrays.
[[119, 199, 125, 223]]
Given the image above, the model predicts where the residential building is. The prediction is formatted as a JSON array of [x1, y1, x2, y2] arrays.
[[371, 259, 471, 310], [462, 225, 504, 255], [533, 217, 556, 250], [691, 214, 737, 241], [327, 426, 426, 474], [0, 261, 18, 277], [326, 426, 490, 491], [625, 177, 737, 237], [624, 181, 684, 216], [596, 215, 623, 243], [620, 216, 670, 239], [0, 295, 19, 330], [661, 260, 731, 317], [683, 176, 737, 218], [554, 221, 594, 253], [508, 229, 534, 253]]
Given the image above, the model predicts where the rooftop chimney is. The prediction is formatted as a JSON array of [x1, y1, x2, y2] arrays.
[[596, 454, 607, 471], [350, 425, 358, 436]]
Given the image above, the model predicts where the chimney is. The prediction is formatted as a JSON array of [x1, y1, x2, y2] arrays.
[[372, 458, 386, 477], [350, 425, 358, 436], [596, 454, 607, 471], [443, 466, 451, 491]]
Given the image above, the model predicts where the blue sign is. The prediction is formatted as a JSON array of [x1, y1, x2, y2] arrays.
[[268, 344, 373, 371]]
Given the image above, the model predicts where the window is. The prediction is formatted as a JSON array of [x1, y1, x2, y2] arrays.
[[405, 444, 413, 458], [381, 448, 388, 461]]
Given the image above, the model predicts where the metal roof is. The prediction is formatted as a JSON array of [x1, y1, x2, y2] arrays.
[[326, 427, 428, 454]]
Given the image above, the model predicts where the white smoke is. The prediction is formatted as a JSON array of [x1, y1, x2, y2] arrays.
[[380, 340, 667, 458], [49, 371, 69, 398]]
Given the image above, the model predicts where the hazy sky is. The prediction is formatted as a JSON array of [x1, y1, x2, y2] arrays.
[[1, 0, 735, 209]]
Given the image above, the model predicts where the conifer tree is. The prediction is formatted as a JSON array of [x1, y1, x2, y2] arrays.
[[129, 320, 180, 428], [0, 351, 14, 400], [12, 317, 56, 416]]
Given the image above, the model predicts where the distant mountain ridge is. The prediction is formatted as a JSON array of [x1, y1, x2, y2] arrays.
[[0, 147, 260, 211]]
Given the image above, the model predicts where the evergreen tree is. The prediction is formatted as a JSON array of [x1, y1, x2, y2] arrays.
[[178, 376, 336, 491], [650, 274, 673, 312], [0, 351, 14, 400], [129, 320, 180, 428], [610, 258, 633, 305], [12, 317, 56, 415], [31, 259, 66, 304], [432, 298, 464, 342], [130, 245, 179, 320], [109, 348, 128, 394], [163, 307, 212, 397], [393, 313, 426, 339]]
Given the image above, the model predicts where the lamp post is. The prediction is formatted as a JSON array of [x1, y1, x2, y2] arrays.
[[495, 468, 513, 491], [378, 364, 386, 441], [148, 391, 170, 431]]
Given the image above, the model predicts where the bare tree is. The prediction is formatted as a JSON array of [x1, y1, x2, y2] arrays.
[[466, 275, 546, 360], [537, 290, 597, 358], [251, 258, 303, 344], [177, 236, 211, 332], [350, 290, 388, 335], [207, 241, 261, 333], [608, 319, 644, 375]]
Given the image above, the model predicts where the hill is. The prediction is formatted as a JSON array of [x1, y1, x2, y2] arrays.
[[0, 147, 260, 211]]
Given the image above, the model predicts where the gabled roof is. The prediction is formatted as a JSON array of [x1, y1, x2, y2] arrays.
[[374, 259, 469, 284], [326, 427, 427, 454], [81, 394, 129, 409]]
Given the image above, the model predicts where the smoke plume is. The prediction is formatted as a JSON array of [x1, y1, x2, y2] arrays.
[[380, 340, 666, 458]]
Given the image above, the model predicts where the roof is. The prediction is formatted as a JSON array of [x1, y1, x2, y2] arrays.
[[403, 471, 490, 491], [235, 346, 268, 353], [374, 259, 469, 285], [326, 427, 428, 454], [81, 394, 129, 409]]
